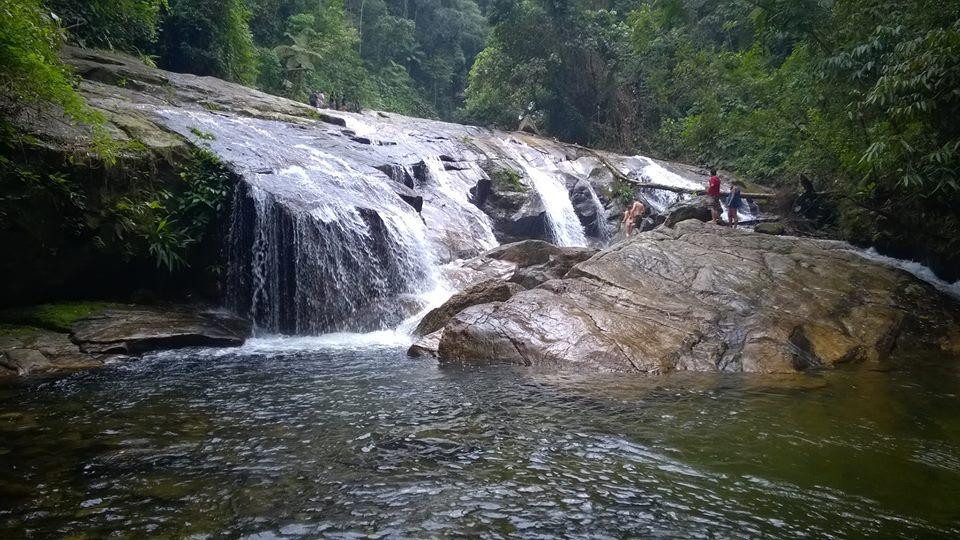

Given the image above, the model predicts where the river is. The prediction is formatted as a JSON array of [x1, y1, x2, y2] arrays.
[[2, 338, 959, 538]]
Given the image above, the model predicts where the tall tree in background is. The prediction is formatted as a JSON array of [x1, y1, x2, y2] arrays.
[[268, 2, 367, 103], [157, 0, 258, 84], [46, 0, 166, 54]]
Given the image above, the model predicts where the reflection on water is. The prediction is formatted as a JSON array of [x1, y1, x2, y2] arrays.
[[1, 344, 959, 538]]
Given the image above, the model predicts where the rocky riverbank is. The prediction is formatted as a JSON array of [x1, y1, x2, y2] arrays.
[[0, 304, 250, 378], [411, 220, 960, 373]]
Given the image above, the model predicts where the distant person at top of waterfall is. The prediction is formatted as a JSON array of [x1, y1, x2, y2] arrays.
[[707, 169, 722, 224], [317, 91, 326, 109], [622, 200, 646, 237], [308, 90, 318, 108], [726, 183, 743, 228]]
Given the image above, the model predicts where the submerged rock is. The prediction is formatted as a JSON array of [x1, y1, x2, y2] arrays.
[[71, 307, 251, 354], [436, 220, 960, 374]]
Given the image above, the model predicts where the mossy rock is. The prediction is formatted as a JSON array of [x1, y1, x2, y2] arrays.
[[754, 222, 786, 236], [0, 302, 123, 333], [490, 167, 527, 192]]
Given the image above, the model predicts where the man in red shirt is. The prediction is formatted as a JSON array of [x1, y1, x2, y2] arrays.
[[707, 168, 722, 224]]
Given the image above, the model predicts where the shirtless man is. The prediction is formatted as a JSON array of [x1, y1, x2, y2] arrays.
[[622, 200, 646, 237]]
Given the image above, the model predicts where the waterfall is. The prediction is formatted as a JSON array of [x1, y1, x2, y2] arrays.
[[586, 183, 611, 242], [500, 141, 588, 247], [152, 106, 628, 336], [154, 110, 452, 334]]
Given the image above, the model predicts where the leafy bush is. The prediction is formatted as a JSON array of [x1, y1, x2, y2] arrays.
[[46, 0, 165, 53], [0, 0, 97, 123]]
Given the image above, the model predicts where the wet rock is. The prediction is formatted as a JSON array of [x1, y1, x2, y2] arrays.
[[639, 214, 666, 233], [569, 179, 608, 238], [415, 279, 525, 337], [408, 330, 443, 358], [473, 161, 549, 243], [391, 182, 424, 213], [437, 220, 960, 374], [0, 326, 110, 376], [71, 307, 251, 354], [477, 239, 599, 289], [0, 349, 51, 375], [755, 222, 786, 236], [664, 197, 714, 227]]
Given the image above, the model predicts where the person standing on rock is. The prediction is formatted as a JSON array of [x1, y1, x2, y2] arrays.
[[726, 182, 744, 228], [622, 200, 646, 237], [707, 168, 722, 224]]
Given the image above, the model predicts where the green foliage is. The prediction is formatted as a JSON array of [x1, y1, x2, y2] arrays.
[[157, 0, 258, 84], [613, 181, 635, 206], [0, 0, 99, 124], [272, 5, 366, 102], [189, 127, 216, 141], [491, 167, 525, 192], [108, 148, 233, 272], [47, 0, 166, 53]]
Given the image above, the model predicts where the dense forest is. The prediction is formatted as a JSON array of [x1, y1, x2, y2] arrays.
[[2, 0, 959, 277]]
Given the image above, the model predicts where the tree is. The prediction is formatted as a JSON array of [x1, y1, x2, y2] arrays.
[[0, 0, 97, 123], [46, 0, 166, 54], [157, 0, 258, 84]]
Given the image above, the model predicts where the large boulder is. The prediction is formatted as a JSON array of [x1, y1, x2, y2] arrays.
[[485, 239, 599, 289], [437, 220, 960, 374], [472, 161, 550, 243], [568, 178, 608, 239], [408, 329, 444, 358], [71, 306, 251, 354], [414, 279, 525, 337], [664, 197, 714, 227], [0, 326, 113, 376]]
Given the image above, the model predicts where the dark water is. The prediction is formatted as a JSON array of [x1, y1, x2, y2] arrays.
[[2, 338, 959, 538]]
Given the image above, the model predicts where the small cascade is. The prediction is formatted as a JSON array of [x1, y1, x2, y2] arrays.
[[633, 157, 701, 213], [500, 141, 588, 247], [157, 109, 444, 335], [416, 156, 499, 251], [585, 182, 612, 242], [227, 179, 435, 335]]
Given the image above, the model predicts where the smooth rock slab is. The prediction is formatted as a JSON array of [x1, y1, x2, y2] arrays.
[[0, 327, 112, 376], [438, 220, 960, 374], [71, 307, 252, 354]]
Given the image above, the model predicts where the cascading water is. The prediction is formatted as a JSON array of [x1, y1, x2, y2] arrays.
[[585, 183, 611, 242], [157, 110, 444, 334], [500, 140, 588, 247]]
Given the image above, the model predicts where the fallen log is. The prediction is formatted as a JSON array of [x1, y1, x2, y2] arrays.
[[627, 181, 772, 200], [588, 150, 777, 200]]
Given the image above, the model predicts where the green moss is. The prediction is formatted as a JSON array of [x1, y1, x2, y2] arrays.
[[491, 167, 526, 192], [189, 127, 216, 141], [0, 323, 43, 339], [0, 302, 122, 332], [200, 101, 223, 112]]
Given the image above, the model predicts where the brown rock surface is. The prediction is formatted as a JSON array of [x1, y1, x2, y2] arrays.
[[71, 307, 251, 354], [438, 220, 960, 373], [415, 280, 525, 337]]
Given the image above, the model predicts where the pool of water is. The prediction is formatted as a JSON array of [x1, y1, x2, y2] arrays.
[[2, 338, 959, 538]]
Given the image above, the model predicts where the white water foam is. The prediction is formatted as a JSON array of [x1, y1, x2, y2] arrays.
[[501, 140, 588, 247], [854, 248, 960, 301]]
